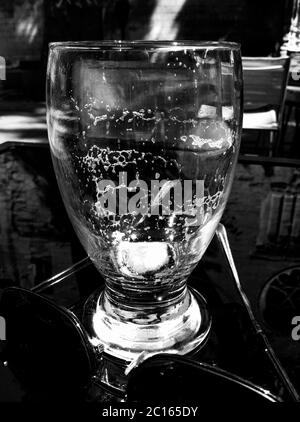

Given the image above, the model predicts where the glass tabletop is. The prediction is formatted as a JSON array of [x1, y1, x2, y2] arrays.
[[12, 227, 297, 403]]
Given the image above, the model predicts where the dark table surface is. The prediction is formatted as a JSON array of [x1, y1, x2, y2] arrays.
[[0, 229, 299, 403]]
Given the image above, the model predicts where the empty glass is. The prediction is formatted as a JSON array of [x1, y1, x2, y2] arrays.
[[47, 41, 242, 362]]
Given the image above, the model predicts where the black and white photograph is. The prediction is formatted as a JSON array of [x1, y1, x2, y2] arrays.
[[0, 0, 300, 412]]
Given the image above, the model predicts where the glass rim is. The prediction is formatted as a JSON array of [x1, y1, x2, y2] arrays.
[[48, 40, 241, 51]]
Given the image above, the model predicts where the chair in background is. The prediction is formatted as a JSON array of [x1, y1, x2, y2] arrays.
[[242, 56, 290, 157], [281, 56, 300, 157]]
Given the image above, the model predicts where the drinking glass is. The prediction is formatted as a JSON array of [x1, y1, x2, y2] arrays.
[[47, 41, 242, 362]]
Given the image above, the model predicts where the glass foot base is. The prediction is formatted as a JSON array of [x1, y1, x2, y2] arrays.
[[83, 287, 211, 363]]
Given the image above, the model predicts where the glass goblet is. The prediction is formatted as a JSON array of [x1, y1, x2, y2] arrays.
[[47, 41, 242, 362]]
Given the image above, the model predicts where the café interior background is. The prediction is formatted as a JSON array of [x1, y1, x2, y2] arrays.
[[0, 0, 299, 402]]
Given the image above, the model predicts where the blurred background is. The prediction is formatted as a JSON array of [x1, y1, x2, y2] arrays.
[[0, 0, 293, 99], [0, 0, 293, 101], [1, 0, 300, 399]]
